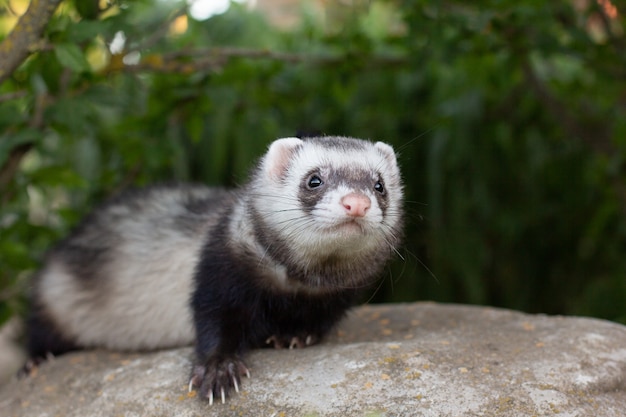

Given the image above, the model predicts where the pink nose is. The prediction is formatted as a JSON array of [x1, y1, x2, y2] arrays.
[[341, 193, 371, 217]]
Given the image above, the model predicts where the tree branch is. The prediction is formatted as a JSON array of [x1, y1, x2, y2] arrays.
[[0, 91, 28, 102], [521, 58, 614, 155], [0, 0, 63, 84], [104, 47, 407, 74], [127, 6, 189, 53]]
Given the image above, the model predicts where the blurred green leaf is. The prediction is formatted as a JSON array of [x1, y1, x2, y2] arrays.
[[54, 43, 91, 72], [0, 129, 41, 167], [66, 20, 110, 42], [29, 165, 89, 188]]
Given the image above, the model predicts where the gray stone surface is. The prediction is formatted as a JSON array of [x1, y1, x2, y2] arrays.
[[1, 302, 626, 416]]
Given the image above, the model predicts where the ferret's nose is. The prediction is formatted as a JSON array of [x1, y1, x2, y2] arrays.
[[341, 193, 371, 217]]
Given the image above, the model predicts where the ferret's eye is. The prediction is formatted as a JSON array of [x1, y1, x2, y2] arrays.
[[374, 181, 385, 194], [307, 175, 324, 189]]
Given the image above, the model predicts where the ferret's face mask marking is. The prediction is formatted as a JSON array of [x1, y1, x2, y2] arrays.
[[249, 136, 403, 271]]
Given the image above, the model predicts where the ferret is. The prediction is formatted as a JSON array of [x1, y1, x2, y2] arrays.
[[24, 136, 404, 404]]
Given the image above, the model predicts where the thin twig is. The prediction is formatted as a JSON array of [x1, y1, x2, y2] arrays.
[[105, 47, 407, 75], [126, 6, 189, 53], [0, 91, 28, 102]]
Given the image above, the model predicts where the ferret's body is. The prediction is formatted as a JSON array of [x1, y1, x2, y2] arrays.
[[26, 136, 404, 403], [27, 186, 229, 356]]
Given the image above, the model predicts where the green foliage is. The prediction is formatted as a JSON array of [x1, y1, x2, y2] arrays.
[[1, 0, 625, 325]]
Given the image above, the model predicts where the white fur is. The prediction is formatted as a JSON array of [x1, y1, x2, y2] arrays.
[[39, 246, 197, 350], [37, 188, 220, 350]]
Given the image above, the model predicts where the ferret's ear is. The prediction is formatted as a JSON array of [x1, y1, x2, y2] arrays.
[[264, 137, 303, 181], [375, 141, 399, 167]]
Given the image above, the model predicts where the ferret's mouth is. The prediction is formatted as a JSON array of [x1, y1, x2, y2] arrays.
[[328, 219, 365, 235]]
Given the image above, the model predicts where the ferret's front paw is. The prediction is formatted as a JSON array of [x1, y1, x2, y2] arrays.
[[18, 353, 55, 378], [188, 355, 250, 404], [265, 333, 319, 349]]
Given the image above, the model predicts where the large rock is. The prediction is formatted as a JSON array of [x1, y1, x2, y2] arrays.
[[1, 303, 625, 416], [0, 318, 24, 386]]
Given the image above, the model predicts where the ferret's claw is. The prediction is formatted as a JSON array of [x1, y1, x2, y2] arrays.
[[192, 355, 249, 404], [266, 335, 283, 349], [289, 337, 298, 349]]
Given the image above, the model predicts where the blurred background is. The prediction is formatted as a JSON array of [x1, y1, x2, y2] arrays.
[[1, 0, 625, 337]]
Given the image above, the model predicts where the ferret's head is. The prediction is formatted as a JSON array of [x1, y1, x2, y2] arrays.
[[248, 136, 404, 290]]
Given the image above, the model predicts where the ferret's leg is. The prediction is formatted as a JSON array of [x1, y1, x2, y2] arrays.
[[263, 293, 356, 350], [22, 302, 78, 373], [188, 306, 251, 404]]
